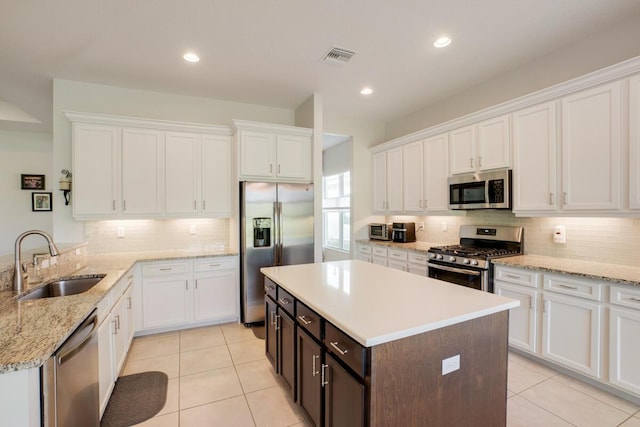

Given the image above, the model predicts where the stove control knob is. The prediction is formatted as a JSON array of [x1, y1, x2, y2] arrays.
[[448, 256, 456, 263], [428, 253, 436, 259], [471, 260, 479, 266], [462, 259, 470, 265], [436, 254, 443, 260]]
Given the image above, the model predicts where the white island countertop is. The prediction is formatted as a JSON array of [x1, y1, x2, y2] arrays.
[[261, 260, 519, 347]]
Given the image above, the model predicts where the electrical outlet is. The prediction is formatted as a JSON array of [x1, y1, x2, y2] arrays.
[[50, 256, 57, 266], [190, 224, 197, 235], [442, 354, 460, 375], [75, 248, 81, 255], [41, 259, 49, 269], [117, 227, 125, 238], [553, 225, 566, 244], [417, 222, 424, 231], [441, 222, 448, 232]]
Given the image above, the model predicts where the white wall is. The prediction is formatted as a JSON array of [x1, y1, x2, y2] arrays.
[[0, 130, 53, 255], [52, 79, 296, 245], [386, 11, 640, 139]]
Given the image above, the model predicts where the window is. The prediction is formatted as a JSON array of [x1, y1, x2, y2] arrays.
[[322, 172, 350, 252]]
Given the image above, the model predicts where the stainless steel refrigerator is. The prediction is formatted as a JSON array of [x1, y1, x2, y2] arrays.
[[240, 181, 314, 324]]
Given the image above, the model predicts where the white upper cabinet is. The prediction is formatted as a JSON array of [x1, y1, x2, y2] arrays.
[[235, 120, 313, 182], [512, 101, 558, 213], [402, 141, 424, 212], [201, 134, 232, 215], [121, 128, 165, 215], [372, 148, 403, 213], [450, 115, 510, 175], [423, 134, 450, 212], [561, 82, 621, 210], [630, 75, 640, 210], [372, 151, 388, 213], [72, 123, 121, 217]]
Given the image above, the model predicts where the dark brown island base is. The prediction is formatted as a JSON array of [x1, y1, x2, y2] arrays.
[[261, 260, 518, 427]]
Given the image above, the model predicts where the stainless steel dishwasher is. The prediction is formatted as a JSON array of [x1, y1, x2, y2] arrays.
[[43, 309, 99, 427]]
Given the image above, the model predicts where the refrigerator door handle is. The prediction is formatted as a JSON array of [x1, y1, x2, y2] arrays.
[[273, 201, 279, 265], [278, 201, 284, 265]]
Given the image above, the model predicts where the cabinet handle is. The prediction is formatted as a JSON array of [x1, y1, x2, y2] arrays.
[[194, 200, 197, 210], [264, 284, 275, 292], [127, 297, 131, 309], [629, 297, 640, 303], [185, 281, 188, 290], [116, 314, 120, 330], [549, 192, 554, 205], [278, 164, 281, 174], [321, 363, 329, 387], [123, 200, 126, 211], [298, 315, 312, 325], [558, 284, 578, 290], [269, 310, 275, 326], [112, 200, 116, 211], [470, 158, 474, 168], [330, 341, 349, 355], [202, 200, 206, 210], [312, 354, 319, 377], [209, 263, 221, 267], [270, 164, 273, 173], [274, 314, 281, 331], [505, 274, 521, 279], [478, 156, 482, 167], [424, 199, 428, 208], [278, 297, 291, 306], [112, 319, 118, 335], [160, 268, 173, 271], [563, 192, 567, 204], [419, 199, 422, 208]]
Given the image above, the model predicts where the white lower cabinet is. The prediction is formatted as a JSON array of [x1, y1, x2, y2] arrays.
[[355, 244, 372, 263], [609, 285, 640, 395], [138, 257, 238, 332], [494, 280, 539, 353]]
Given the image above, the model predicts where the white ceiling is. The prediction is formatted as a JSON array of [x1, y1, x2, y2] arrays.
[[2, 0, 640, 133]]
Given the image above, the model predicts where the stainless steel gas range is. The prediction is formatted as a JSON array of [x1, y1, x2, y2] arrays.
[[427, 225, 524, 292]]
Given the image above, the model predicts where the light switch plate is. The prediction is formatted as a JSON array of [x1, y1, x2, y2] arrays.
[[553, 225, 566, 244], [117, 227, 125, 238], [442, 354, 460, 375]]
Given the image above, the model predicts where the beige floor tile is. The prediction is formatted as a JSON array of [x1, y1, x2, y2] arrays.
[[179, 366, 244, 410], [133, 411, 179, 427], [180, 345, 233, 376], [180, 395, 255, 427], [245, 385, 304, 427], [157, 377, 179, 417], [122, 354, 180, 379], [508, 352, 559, 378], [222, 322, 258, 344], [128, 333, 180, 361], [507, 395, 572, 427], [507, 360, 549, 393], [553, 373, 640, 415], [228, 339, 267, 365], [180, 325, 226, 351], [236, 359, 280, 393], [620, 416, 640, 427], [520, 377, 630, 427]]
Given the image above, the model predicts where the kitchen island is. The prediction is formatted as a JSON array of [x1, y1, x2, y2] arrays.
[[261, 260, 519, 426]]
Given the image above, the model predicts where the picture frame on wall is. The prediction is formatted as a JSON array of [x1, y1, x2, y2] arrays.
[[21, 174, 45, 190], [32, 192, 52, 212]]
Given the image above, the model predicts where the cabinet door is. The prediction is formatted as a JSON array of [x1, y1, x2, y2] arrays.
[[121, 127, 164, 215], [112, 295, 128, 376], [276, 134, 311, 181], [477, 115, 510, 171], [542, 292, 601, 377], [372, 152, 387, 212], [279, 309, 296, 398], [265, 297, 278, 370], [142, 278, 189, 329], [449, 125, 476, 174], [202, 135, 232, 215], [424, 133, 449, 212], [610, 307, 640, 395], [240, 131, 276, 179], [324, 353, 365, 427], [512, 102, 558, 212], [494, 282, 538, 353], [386, 147, 403, 211], [561, 82, 621, 210], [124, 285, 135, 346], [97, 314, 115, 417], [297, 328, 322, 427], [402, 141, 424, 212], [630, 75, 640, 209], [194, 269, 237, 322], [73, 123, 120, 217], [165, 132, 198, 214]]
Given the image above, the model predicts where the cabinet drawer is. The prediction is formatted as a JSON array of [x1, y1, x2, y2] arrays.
[[96, 291, 112, 324], [388, 249, 407, 261], [142, 262, 189, 276], [494, 266, 539, 288], [324, 322, 368, 378], [296, 301, 322, 341], [408, 266, 427, 276], [277, 286, 295, 317], [372, 246, 387, 257], [543, 274, 602, 301], [264, 277, 277, 300], [193, 258, 235, 272], [610, 285, 640, 310], [357, 245, 372, 255], [408, 252, 428, 266]]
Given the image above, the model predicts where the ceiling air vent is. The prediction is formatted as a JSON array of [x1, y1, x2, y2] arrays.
[[321, 46, 356, 65]]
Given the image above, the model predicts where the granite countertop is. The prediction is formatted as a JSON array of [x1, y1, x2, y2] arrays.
[[493, 255, 640, 288], [262, 260, 518, 347], [356, 239, 444, 253], [0, 248, 237, 374]]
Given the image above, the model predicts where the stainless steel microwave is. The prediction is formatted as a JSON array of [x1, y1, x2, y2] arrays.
[[369, 223, 392, 240], [448, 169, 511, 210]]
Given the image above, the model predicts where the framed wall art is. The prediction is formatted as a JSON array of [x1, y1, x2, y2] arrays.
[[21, 174, 45, 190], [32, 192, 52, 212]]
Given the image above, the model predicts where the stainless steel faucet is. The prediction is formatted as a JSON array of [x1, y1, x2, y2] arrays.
[[14, 230, 60, 293]]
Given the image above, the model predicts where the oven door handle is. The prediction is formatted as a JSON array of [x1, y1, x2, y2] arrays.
[[428, 263, 482, 277]]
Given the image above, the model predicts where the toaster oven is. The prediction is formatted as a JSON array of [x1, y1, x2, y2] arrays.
[[369, 223, 392, 241]]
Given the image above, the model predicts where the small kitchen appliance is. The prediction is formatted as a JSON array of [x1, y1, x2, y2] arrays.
[[392, 222, 416, 243], [368, 223, 392, 241], [427, 225, 523, 292]]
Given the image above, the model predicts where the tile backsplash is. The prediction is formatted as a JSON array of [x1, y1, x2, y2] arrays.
[[389, 212, 640, 267], [84, 218, 230, 255]]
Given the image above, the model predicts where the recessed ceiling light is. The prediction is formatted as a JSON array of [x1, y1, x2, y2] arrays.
[[183, 52, 200, 63], [360, 87, 373, 95], [434, 36, 452, 48]]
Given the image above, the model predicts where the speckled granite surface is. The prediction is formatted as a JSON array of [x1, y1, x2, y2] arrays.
[[0, 248, 237, 374], [355, 239, 442, 253], [493, 255, 640, 287]]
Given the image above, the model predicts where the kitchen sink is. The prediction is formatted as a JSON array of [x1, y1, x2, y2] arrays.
[[18, 275, 106, 301]]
